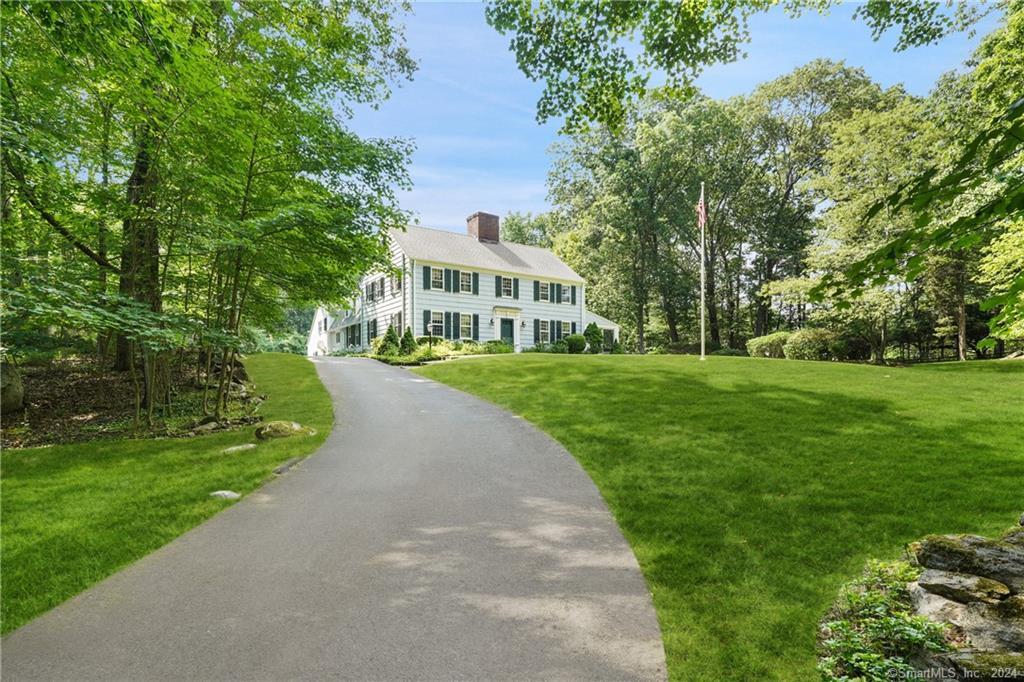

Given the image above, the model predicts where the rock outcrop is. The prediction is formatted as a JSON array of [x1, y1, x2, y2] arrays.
[[911, 521, 1024, 680], [254, 420, 314, 440]]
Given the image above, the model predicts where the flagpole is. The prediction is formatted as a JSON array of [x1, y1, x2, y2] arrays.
[[699, 181, 706, 361]]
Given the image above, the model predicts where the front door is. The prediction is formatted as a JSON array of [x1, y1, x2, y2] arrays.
[[500, 318, 514, 345]]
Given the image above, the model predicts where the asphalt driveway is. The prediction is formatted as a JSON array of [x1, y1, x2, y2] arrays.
[[2, 357, 665, 680]]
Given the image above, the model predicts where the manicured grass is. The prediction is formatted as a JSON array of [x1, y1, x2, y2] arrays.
[[416, 355, 1024, 680], [1, 353, 332, 634]]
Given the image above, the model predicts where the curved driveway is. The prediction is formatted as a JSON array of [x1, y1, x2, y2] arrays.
[[3, 357, 665, 680]]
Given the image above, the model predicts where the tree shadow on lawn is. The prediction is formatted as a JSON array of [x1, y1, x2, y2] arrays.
[[452, 358, 1024, 678]]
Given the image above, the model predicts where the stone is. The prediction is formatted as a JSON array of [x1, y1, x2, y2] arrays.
[[919, 568, 1012, 604], [222, 443, 257, 454], [209, 490, 240, 500], [1, 361, 24, 413], [1005, 527, 1024, 548], [255, 420, 313, 440], [196, 414, 218, 426], [193, 421, 219, 434], [911, 585, 1024, 652], [918, 651, 1024, 681], [916, 534, 1024, 594]]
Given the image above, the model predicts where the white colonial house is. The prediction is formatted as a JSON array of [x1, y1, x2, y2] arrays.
[[306, 212, 620, 355]]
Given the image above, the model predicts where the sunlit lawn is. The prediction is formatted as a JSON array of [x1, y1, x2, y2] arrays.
[[1, 353, 332, 634], [416, 355, 1024, 680]]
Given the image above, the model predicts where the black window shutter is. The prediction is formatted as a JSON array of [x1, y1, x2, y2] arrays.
[[533, 280, 540, 301], [555, 283, 562, 304], [423, 309, 430, 334], [423, 266, 431, 290], [453, 312, 460, 339], [550, 319, 556, 341], [444, 268, 452, 292], [534, 318, 540, 342], [513, 278, 519, 299], [572, 322, 577, 335], [444, 311, 451, 339], [473, 314, 479, 341], [452, 269, 460, 291], [571, 285, 577, 305], [472, 272, 479, 295], [495, 275, 502, 298]]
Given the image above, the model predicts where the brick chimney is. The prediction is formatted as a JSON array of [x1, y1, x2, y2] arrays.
[[467, 212, 499, 243]]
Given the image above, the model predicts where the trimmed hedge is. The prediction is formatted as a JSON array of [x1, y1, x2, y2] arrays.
[[745, 331, 791, 358], [783, 328, 835, 361]]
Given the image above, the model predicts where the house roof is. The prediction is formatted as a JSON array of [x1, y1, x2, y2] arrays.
[[390, 225, 584, 283], [585, 310, 620, 330]]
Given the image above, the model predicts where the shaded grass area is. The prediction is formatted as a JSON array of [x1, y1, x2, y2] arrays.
[[1, 353, 332, 634], [416, 355, 1024, 680]]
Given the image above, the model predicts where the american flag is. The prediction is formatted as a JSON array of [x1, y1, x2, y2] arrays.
[[696, 185, 706, 230]]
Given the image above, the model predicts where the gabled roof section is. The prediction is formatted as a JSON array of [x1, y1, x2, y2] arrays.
[[389, 225, 584, 283]]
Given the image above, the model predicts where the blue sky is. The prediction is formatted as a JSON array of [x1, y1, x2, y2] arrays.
[[349, 2, 998, 232]]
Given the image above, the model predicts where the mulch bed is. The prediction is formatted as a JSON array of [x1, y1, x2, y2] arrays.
[[1, 356, 231, 449]]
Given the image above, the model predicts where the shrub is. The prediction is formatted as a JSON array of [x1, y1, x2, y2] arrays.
[[550, 340, 568, 354], [818, 560, 951, 682], [565, 334, 586, 354], [482, 340, 513, 354], [400, 327, 417, 355], [583, 322, 602, 353], [710, 348, 747, 356], [746, 331, 791, 358], [610, 341, 624, 354], [783, 328, 835, 361]]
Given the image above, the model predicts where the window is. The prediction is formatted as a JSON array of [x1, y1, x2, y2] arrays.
[[368, 319, 378, 340], [390, 312, 402, 333], [460, 271, 472, 293], [335, 332, 341, 344], [562, 321, 571, 338], [431, 267, 443, 290], [377, 277, 385, 300], [539, 320, 550, 344], [460, 313, 472, 339], [391, 275, 402, 294], [501, 276, 513, 297], [561, 285, 571, 303], [430, 311, 444, 337], [539, 282, 550, 302]]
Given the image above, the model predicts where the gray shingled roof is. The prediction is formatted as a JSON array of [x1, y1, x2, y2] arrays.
[[390, 225, 584, 283]]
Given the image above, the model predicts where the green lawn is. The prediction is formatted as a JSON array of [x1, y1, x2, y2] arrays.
[[1, 352, 332, 634], [416, 355, 1024, 681]]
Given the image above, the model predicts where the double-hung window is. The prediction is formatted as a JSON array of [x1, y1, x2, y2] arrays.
[[501, 276, 513, 297], [539, 320, 550, 344], [539, 282, 550, 302], [460, 271, 473, 293], [561, 285, 571, 303], [561, 321, 571, 338], [430, 311, 444, 337], [430, 267, 444, 290], [460, 313, 472, 339], [391, 312, 402, 332]]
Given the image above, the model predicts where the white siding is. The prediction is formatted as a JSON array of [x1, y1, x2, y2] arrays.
[[309, 232, 593, 354], [411, 259, 584, 350]]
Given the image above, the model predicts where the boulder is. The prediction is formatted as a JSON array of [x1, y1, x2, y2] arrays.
[[255, 420, 313, 440], [917, 651, 1024, 681], [222, 443, 257, 454], [1, 361, 24, 413], [916, 534, 1024, 593], [209, 490, 240, 500], [911, 585, 1024, 652], [1004, 527, 1024, 548], [193, 421, 219, 434], [919, 568, 1012, 604]]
